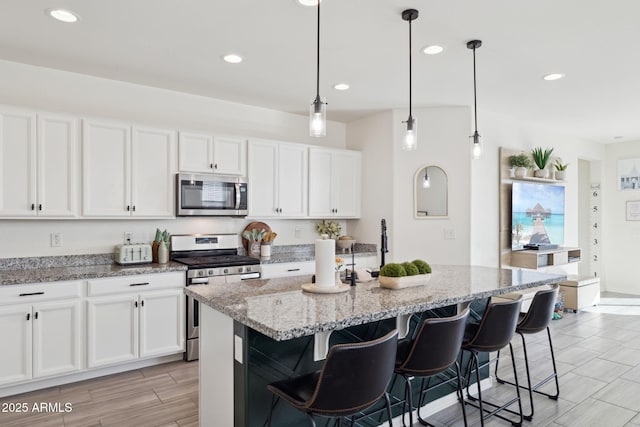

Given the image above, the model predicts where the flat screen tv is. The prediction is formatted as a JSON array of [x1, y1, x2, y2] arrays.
[[511, 181, 565, 250]]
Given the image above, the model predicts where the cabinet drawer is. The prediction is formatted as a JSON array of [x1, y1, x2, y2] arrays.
[[0, 280, 83, 305], [261, 262, 314, 279], [87, 272, 185, 296]]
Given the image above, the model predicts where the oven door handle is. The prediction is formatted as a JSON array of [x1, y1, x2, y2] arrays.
[[189, 277, 210, 284], [235, 183, 241, 210]]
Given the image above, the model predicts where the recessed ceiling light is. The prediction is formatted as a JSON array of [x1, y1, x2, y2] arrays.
[[222, 54, 243, 64], [543, 73, 565, 81], [298, 0, 321, 6], [423, 45, 445, 55], [46, 9, 80, 23], [333, 83, 350, 91]]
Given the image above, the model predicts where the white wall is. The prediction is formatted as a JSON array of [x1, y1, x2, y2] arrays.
[[0, 60, 347, 258], [347, 107, 471, 266], [470, 110, 605, 274], [603, 140, 640, 294]]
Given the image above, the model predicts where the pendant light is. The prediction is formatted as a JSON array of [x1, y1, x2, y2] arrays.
[[401, 9, 418, 151], [422, 168, 431, 188], [467, 39, 482, 159], [309, 0, 326, 137]]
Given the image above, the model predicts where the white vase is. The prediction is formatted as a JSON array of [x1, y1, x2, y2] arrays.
[[534, 169, 548, 178], [335, 271, 342, 286], [555, 170, 566, 180], [158, 242, 169, 264], [508, 168, 516, 178], [515, 167, 527, 178]]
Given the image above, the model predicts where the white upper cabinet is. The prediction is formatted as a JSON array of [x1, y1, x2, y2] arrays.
[[308, 148, 361, 218], [0, 108, 77, 217], [248, 140, 307, 218], [83, 120, 176, 217], [179, 132, 246, 176]]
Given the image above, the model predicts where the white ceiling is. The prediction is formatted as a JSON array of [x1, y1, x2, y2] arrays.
[[1, 0, 639, 143]]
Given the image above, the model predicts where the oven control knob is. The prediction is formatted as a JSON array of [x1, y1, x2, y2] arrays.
[[223, 268, 229, 274], [237, 267, 244, 273], [246, 267, 252, 272], [197, 270, 205, 277], [208, 269, 215, 275]]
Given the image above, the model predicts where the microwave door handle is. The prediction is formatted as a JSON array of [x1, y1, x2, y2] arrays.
[[235, 183, 241, 210]]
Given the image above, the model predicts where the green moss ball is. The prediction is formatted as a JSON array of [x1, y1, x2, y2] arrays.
[[401, 262, 420, 276], [412, 259, 432, 274], [380, 263, 407, 277]]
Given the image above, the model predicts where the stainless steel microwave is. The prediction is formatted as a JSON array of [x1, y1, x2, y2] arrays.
[[176, 173, 248, 216]]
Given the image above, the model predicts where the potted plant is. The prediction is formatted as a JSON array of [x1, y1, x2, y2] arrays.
[[531, 147, 554, 178], [554, 159, 569, 180], [508, 153, 532, 178], [378, 259, 431, 289]]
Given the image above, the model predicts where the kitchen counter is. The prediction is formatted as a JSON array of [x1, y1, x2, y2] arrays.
[[0, 254, 186, 286], [186, 265, 565, 341]]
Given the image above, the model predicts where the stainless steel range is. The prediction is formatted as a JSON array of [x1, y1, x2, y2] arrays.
[[171, 233, 261, 361]]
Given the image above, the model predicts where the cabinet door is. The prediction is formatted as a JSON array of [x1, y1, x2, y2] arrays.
[[139, 290, 184, 358], [212, 136, 247, 175], [308, 148, 333, 217], [332, 151, 361, 218], [178, 132, 213, 173], [37, 114, 78, 217], [278, 143, 308, 217], [248, 140, 278, 217], [87, 295, 138, 368], [0, 305, 32, 386], [0, 109, 37, 216], [131, 126, 176, 217], [82, 120, 131, 216], [32, 300, 82, 378]]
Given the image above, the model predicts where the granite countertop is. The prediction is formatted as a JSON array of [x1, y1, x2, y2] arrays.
[[0, 254, 187, 286], [261, 243, 377, 264], [185, 265, 566, 341]]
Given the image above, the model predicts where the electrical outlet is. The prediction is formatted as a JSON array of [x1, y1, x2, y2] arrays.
[[51, 232, 63, 247], [295, 228, 302, 239], [444, 228, 456, 240], [124, 232, 133, 244]]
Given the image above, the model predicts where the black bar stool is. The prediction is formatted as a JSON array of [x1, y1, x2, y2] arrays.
[[394, 308, 470, 427], [461, 296, 523, 427], [495, 284, 560, 421], [266, 329, 398, 427]]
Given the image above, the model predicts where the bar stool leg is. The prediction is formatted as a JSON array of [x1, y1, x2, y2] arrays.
[[384, 392, 393, 427]]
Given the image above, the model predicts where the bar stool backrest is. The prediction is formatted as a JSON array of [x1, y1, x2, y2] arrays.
[[304, 329, 398, 416], [463, 296, 522, 353], [517, 284, 559, 334], [397, 308, 470, 375]]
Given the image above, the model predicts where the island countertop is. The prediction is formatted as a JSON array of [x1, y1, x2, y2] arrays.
[[185, 265, 566, 341]]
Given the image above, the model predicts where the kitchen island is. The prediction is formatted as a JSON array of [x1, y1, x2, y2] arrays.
[[186, 265, 565, 427]]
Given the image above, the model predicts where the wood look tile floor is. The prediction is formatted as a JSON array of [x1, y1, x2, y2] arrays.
[[3, 303, 640, 426]]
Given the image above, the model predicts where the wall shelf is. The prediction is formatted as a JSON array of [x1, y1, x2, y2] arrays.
[[508, 176, 565, 184]]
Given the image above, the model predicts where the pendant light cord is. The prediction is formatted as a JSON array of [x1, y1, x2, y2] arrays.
[[316, 0, 320, 99], [408, 16, 412, 120], [472, 46, 478, 134]]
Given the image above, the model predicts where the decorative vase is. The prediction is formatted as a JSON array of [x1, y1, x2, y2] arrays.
[[534, 169, 548, 178], [515, 167, 527, 178], [335, 271, 343, 286], [157, 242, 169, 264], [555, 170, 566, 180], [260, 242, 272, 258], [508, 168, 516, 178], [248, 240, 261, 258]]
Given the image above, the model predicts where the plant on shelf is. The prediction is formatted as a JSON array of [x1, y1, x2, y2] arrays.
[[508, 153, 532, 178], [531, 146, 554, 178], [554, 159, 569, 180]]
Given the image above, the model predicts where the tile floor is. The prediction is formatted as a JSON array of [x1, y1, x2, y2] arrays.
[[1, 296, 640, 426]]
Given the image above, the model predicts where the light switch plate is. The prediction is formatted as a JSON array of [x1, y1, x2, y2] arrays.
[[444, 228, 456, 240]]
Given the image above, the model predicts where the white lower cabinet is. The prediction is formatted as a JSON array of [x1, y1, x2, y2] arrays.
[[0, 298, 82, 387], [86, 273, 185, 369]]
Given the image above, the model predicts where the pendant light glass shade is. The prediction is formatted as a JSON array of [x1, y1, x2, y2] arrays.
[[310, 96, 326, 137], [309, 0, 326, 137], [467, 39, 482, 159], [401, 9, 418, 151], [402, 116, 417, 151], [422, 168, 431, 188]]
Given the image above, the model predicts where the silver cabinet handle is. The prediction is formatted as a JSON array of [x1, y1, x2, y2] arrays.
[[235, 183, 241, 210]]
